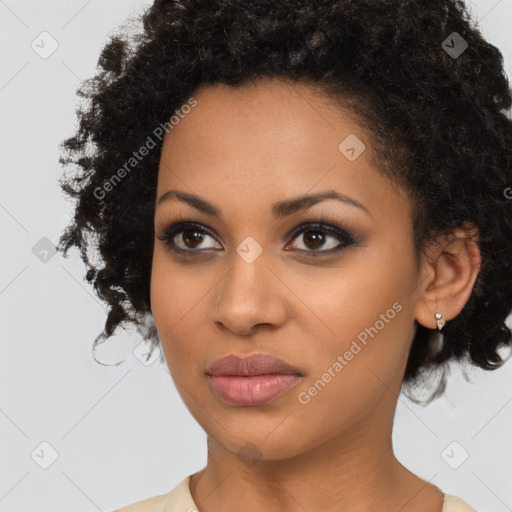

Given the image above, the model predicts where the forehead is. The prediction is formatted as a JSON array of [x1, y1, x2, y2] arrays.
[[156, 78, 411, 227]]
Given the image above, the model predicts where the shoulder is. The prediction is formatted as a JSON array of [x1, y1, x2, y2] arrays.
[[113, 493, 168, 512], [112, 475, 197, 512], [443, 493, 480, 512], [113, 480, 482, 512]]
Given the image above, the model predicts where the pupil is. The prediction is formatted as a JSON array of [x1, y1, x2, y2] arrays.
[[305, 231, 324, 249], [183, 230, 203, 248]]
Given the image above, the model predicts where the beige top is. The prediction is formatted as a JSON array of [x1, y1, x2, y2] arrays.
[[113, 474, 480, 512]]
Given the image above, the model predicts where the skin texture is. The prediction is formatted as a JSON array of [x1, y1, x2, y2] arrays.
[[150, 78, 481, 512]]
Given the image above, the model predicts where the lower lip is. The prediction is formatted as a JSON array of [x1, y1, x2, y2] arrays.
[[208, 374, 301, 406]]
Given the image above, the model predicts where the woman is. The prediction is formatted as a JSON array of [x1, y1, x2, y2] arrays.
[[57, 0, 512, 510]]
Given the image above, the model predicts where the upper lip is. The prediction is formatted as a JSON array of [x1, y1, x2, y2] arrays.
[[206, 353, 303, 377]]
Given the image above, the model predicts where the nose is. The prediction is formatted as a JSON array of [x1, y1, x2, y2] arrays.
[[210, 255, 288, 337]]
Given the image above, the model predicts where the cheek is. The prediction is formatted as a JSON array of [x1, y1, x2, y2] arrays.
[[289, 307, 413, 450], [149, 247, 216, 375], [290, 246, 416, 409], [285, 243, 413, 346], [150, 249, 188, 363], [150, 246, 202, 324]]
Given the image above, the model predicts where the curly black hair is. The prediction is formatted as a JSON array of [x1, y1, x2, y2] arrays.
[[57, 0, 512, 404]]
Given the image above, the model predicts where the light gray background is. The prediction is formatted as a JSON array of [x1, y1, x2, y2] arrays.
[[1, 1, 511, 511]]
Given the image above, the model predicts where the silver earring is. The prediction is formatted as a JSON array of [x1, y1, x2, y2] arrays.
[[435, 312, 446, 331]]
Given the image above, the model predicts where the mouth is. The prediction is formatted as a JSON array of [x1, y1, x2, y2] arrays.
[[206, 353, 303, 406]]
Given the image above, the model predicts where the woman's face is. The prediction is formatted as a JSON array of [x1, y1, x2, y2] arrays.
[[150, 78, 423, 461]]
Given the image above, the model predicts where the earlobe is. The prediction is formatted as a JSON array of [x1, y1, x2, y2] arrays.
[[434, 312, 445, 331], [414, 225, 481, 330]]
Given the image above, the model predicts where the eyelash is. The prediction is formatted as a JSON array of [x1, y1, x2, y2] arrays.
[[156, 214, 359, 257]]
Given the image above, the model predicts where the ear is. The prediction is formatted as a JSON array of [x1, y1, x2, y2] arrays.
[[414, 222, 482, 330]]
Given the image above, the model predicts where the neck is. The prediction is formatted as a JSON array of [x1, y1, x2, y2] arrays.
[[189, 390, 444, 512]]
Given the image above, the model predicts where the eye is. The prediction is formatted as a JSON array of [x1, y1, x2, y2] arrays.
[[156, 216, 358, 256], [285, 221, 356, 256], [157, 221, 221, 253]]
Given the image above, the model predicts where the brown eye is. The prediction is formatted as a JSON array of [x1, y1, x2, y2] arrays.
[[179, 229, 208, 249], [157, 219, 357, 257], [157, 222, 221, 252], [297, 230, 332, 250], [286, 222, 356, 256]]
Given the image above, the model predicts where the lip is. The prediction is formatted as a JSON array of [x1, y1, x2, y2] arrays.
[[207, 353, 302, 377], [206, 353, 303, 406]]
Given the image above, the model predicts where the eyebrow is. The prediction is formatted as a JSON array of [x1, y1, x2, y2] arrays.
[[156, 189, 371, 219]]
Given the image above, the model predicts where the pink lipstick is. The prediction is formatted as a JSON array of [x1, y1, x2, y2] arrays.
[[206, 353, 303, 406]]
